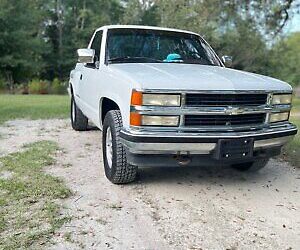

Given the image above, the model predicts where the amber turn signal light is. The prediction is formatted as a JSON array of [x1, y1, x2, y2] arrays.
[[130, 112, 141, 126], [131, 90, 143, 106]]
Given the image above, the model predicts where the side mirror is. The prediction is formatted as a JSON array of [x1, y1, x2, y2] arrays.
[[77, 49, 95, 64], [222, 55, 233, 67]]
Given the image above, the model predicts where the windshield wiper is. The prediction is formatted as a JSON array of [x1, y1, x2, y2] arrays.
[[108, 56, 162, 63]]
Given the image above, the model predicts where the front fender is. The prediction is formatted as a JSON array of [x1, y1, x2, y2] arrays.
[[99, 94, 129, 129]]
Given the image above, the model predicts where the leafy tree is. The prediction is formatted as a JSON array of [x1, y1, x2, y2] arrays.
[[216, 21, 271, 74], [0, 0, 299, 88], [122, 0, 159, 25], [218, 0, 296, 38], [42, 0, 124, 80], [0, 0, 46, 90], [270, 32, 300, 86], [154, 0, 297, 77], [156, 0, 220, 41]]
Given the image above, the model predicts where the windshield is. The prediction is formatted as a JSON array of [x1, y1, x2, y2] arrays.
[[106, 29, 222, 66]]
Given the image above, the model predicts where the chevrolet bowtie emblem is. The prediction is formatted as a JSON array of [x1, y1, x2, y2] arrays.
[[225, 106, 244, 115]]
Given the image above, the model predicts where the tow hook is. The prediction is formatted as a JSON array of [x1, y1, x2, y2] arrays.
[[175, 152, 191, 166]]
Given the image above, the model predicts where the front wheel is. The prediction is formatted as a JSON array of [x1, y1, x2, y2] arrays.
[[102, 110, 137, 184], [231, 158, 269, 172]]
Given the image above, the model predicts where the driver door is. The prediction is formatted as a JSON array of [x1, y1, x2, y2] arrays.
[[78, 30, 103, 124]]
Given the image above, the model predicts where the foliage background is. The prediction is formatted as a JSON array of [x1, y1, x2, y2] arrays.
[[0, 0, 299, 90]]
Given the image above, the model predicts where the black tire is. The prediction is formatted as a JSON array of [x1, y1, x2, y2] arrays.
[[102, 110, 137, 184], [71, 95, 88, 131], [231, 158, 269, 172]]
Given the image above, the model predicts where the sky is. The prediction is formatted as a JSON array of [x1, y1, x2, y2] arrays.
[[288, 13, 300, 32], [286, 0, 300, 33]]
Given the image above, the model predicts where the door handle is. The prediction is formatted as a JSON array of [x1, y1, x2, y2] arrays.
[[80, 74, 83, 80]]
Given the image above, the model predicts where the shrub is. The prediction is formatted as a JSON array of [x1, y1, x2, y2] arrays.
[[0, 77, 7, 93], [51, 78, 67, 95], [28, 79, 49, 94], [15, 83, 29, 95]]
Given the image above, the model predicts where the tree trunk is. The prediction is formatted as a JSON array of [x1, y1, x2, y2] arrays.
[[6, 71, 14, 94], [80, 0, 86, 30], [56, 0, 63, 79]]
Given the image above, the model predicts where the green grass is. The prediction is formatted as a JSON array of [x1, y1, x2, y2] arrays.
[[0, 95, 69, 124], [293, 97, 300, 108], [282, 118, 300, 167], [292, 97, 300, 111], [0, 141, 72, 249], [282, 97, 300, 167]]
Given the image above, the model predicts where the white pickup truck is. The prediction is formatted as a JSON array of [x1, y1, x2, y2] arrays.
[[69, 25, 297, 184]]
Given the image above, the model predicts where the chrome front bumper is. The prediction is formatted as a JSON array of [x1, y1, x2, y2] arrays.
[[120, 123, 297, 155]]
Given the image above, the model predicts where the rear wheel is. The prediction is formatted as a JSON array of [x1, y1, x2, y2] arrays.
[[102, 110, 137, 184], [71, 95, 88, 131], [231, 158, 269, 172]]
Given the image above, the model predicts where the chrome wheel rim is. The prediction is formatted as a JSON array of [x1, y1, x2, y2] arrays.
[[72, 100, 76, 122], [106, 127, 113, 168]]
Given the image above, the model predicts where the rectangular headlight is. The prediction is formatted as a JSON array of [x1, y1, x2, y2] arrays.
[[143, 94, 181, 106], [272, 94, 292, 105], [269, 112, 290, 123], [141, 115, 179, 126]]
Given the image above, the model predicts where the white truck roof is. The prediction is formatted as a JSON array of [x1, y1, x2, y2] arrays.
[[96, 25, 199, 36]]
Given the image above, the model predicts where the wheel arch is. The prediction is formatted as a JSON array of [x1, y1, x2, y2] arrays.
[[99, 97, 121, 128]]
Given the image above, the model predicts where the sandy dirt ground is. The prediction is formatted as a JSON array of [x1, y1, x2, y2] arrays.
[[0, 119, 299, 250]]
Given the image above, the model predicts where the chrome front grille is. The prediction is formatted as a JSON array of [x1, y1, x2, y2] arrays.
[[185, 94, 268, 106], [130, 90, 292, 132], [184, 114, 266, 127], [183, 93, 268, 128]]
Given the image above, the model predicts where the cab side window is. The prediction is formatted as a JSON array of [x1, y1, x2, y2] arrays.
[[87, 31, 103, 68]]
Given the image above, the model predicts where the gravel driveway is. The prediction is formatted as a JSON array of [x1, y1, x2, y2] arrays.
[[0, 119, 299, 249]]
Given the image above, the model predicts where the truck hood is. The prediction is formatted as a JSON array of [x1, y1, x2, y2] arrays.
[[109, 63, 291, 91]]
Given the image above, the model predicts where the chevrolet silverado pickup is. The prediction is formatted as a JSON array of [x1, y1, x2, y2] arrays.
[[69, 25, 298, 184]]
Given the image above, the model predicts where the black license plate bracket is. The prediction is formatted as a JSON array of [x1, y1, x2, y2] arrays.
[[214, 138, 254, 161]]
